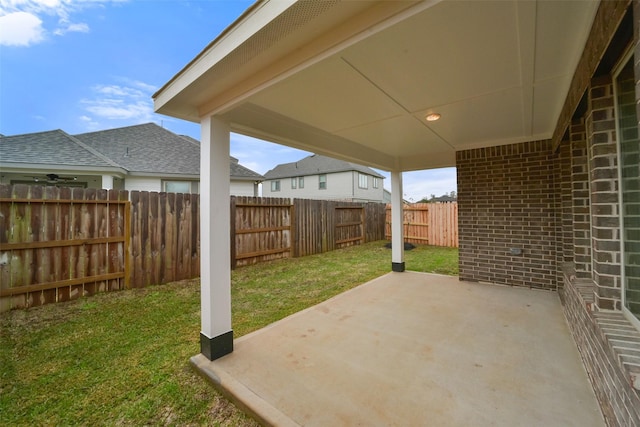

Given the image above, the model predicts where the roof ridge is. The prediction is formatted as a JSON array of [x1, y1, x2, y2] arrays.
[[177, 134, 201, 148], [265, 153, 383, 179], [74, 122, 158, 137], [67, 132, 124, 169]]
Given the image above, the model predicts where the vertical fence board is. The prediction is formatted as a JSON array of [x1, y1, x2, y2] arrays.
[[141, 191, 151, 287], [149, 191, 160, 287], [30, 185, 45, 307], [58, 187, 72, 303], [130, 191, 142, 289], [94, 189, 108, 293], [177, 193, 190, 280], [46, 187, 62, 298], [158, 192, 167, 283], [192, 194, 200, 277], [164, 192, 176, 284], [0, 185, 10, 312], [84, 188, 98, 297], [230, 196, 237, 269], [385, 202, 458, 247]]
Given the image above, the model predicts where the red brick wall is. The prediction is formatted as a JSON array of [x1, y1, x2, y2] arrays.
[[456, 140, 558, 290]]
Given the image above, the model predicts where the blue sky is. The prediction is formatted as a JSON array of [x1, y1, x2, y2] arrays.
[[0, 0, 456, 201]]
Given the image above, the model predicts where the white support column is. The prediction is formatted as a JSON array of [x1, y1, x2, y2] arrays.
[[199, 116, 233, 360], [101, 175, 114, 190], [390, 170, 405, 272]]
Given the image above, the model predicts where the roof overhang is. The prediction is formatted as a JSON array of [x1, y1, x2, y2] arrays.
[[0, 164, 127, 177], [154, 0, 600, 172]]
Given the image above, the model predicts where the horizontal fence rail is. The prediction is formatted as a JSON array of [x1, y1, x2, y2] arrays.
[[129, 191, 200, 289], [2, 183, 456, 312], [385, 202, 458, 248], [0, 184, 129, 312], [232, 197, 293, 268]]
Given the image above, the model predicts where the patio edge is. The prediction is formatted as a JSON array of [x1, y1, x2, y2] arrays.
[[190, 353, 300, 427]]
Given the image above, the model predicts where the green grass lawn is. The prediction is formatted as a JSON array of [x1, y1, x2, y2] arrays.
[[1, 242, 458, 426]]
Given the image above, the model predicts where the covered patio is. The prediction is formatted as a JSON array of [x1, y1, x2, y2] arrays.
[[192, 272, 603, 426], [153, 0, 640, 424]]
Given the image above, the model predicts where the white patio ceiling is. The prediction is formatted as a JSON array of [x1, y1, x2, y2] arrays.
[[154, 0, 599, 172]]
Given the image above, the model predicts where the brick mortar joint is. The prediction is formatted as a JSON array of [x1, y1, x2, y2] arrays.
[[564, 270, 640, 393]]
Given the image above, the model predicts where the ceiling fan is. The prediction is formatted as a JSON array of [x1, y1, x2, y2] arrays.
[[30, 173, 78, 184]]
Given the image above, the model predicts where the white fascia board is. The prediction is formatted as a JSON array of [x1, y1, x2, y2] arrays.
[[127, 171, 200, 180], [153, 0, 296, 112], [231, 176, 264, 182]]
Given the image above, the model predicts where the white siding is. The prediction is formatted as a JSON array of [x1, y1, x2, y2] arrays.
[[352, 171, 385, 202], [263, 171, 384, 202], [230, 181, 257, 197], [125, 177, 162, 192]]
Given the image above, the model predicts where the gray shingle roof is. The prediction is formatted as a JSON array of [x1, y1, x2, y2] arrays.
[[264, 154, 384, 180], [1, 123, 264, 180], [74, 123, 201, 175], [0, 129, 120, 168]]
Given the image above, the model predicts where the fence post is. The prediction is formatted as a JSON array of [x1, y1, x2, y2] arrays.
[[289, 198, 295, 258], [230, 196, 236, 270]]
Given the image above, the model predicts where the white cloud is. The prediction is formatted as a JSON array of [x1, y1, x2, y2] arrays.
[[79, 78, 158, 130], [84, 99, 153, 120], [129, 79, 157, 93], [93, 84, 143, 98], [0, 11, 44, 46], [53, 21, 89, 36], [0, 0, 124, 46], [79, 114, 100, 130]]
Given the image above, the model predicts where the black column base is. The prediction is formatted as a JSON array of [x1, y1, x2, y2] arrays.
[[392, 262, 405, 272], [200, 331, 233, 360]]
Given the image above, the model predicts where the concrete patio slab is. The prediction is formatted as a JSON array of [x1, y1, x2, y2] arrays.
[[192, 272, 604, 426]]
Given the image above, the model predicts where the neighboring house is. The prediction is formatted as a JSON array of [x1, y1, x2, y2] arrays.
[[0, 123, 263, 196], [382, 189, 391, 204], [263, 154, 385, 202], [430, 195, 456, 203]]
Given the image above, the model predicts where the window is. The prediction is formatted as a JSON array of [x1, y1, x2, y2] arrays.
[[616, 54, 640, 323], [299, 177, 304, 189], [319, 174, 327, 189], [291, 178, 297, 189], [163, 180, 198, 194], [358, 173, 368, 189], [271, 180, 281, 192], [373, 177, 380, 189]]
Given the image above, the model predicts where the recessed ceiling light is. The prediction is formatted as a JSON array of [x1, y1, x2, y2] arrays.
[[425, 113, 441, 122]]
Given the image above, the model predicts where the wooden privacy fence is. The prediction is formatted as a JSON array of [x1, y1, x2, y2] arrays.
[[0, 184, 129, 312], [232, 197, 387, 267], [129, 190, 200, 289], [385, 202, 458, 247], [0, 184, 387, 311], [232, 197, 292, 268]]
